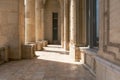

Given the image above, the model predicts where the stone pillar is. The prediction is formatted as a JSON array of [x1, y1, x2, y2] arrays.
[[25, 0, 35, 43], [64, 0, 69, 51], [35, 0, 41, 41], [70, 0, 80, 62], [35, 0, 43, 51], [61, 2, 64, 48], [20, 0, 25, 59], [41, 7, 44, 41], [24, 0, 36, 58], [40, 1, 48, 47]]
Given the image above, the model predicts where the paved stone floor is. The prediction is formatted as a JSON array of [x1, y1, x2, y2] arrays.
[[0, 45, 95, 80]]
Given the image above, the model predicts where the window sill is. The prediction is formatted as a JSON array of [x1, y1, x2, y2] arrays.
[[80, 47, 98, 56]]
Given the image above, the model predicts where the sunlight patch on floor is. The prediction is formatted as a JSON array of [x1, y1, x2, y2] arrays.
[[35, 45, 82, 64]]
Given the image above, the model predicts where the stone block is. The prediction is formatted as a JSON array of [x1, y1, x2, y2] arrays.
[[42, 40, 48, 47], [22, 43, 36, 59], [96, 62, 106, 80], [36, 41, 43, 51], [96, 57, 120, 80], [4, 46, 9, 62], [0, 46, 9, 64], [70, 45, 81, 62]]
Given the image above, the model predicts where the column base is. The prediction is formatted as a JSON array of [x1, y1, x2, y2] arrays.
[[64, 42, 69, 51], [36, 41, 43, 51], [42, 40, 48, 47], [22, 43, 36, 59], [61, 41, 64, 48], [4, 46, 9, 62], [70, 44, 81, 62], [0, 46, 9, 64]]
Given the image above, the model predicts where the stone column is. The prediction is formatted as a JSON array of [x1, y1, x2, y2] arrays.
[[35, 0, 41, 41], [25, 0, 35, 43], [35, 0, 43, 50], [64, 0, 69, 51], [23, 0, 36, 59], [70, 0, 80, 62], [41, 6, 44, 41], [20, 0, 25, 59], [40, 1, 48, 47], [61, 1, 64, 48]]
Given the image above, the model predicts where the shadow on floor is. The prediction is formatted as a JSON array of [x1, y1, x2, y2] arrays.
[[42, 50, 69, 55], [0, 45, 96, 80], [0, 59, 95, 80], [47, 45, 62, 48]]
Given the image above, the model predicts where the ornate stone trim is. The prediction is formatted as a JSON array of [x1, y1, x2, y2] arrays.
[[96, 56, 120, 74], [103, 0, 120, 61]]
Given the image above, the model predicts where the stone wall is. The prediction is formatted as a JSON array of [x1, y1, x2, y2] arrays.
[[96, 57, 120, 80], [98, 0, 120, 66], [0, 0, 23, 60], [96, 0, 120, 80], [44, 0, 61, 44], [81, 48, 97, 76], [84, 50, 96, 75], [81, 0, 120, 79]]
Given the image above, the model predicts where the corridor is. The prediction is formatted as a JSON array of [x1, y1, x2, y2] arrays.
[[0, 45, 95, 80]]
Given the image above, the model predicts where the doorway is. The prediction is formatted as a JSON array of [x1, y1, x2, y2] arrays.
[[52, 13, 58, 43]]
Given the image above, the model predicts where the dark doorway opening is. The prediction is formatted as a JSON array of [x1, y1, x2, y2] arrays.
[[52, 13, 58, 43]]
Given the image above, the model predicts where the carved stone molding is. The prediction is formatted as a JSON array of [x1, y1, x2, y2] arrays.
[[103, 0, 120, 61]]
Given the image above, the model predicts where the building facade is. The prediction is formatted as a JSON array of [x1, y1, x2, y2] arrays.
[[0, 0, 120, 80]]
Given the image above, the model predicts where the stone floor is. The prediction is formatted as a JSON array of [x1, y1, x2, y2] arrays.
[[0, 45, 95, 80]]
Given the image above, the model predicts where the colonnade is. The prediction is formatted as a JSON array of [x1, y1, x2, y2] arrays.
[[25, 0, 44, 43], [61, 0, 82, 61], [24, 0, 84, 61], [63, 0, 86, 61], [23, 0, 47, 59]]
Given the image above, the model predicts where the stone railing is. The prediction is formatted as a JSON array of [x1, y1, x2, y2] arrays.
[[0, 46, 9, 64]]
